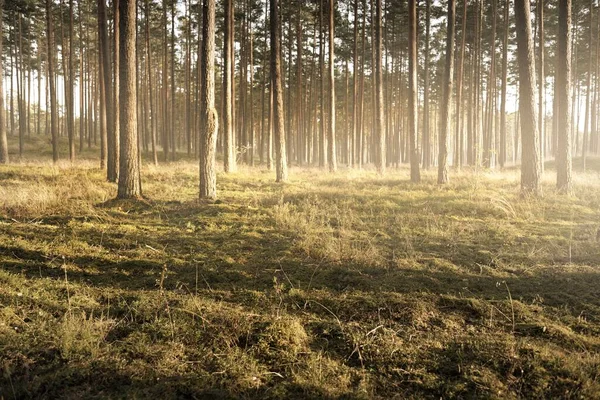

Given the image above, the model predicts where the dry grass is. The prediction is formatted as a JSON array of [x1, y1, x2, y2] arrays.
[[1, 137, 600, 398]]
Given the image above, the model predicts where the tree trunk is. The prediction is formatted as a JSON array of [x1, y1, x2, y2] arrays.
[[556, 0, 572, 193], [162, 0, 169, 162], [319, 0, 326, 168], [352, 0, 358, 167], [47, 0, 59, 163], [270, 0, 288, 181], [109, 0, 121, 182], [408, 0, 420, 182], [117, 0, 142, 199], [328, 0, 337, 172], [223, 0, 236, 172], [67, 0, 75, 161], [538, 0, 545, 173], [249, 27, 255, 166], [375, 0, 385, 174], [438, 0, 455, 184], [170, 2, 176, 161], [582, 0, 593, 172], [99, 0, 113, 171], [296, 13, 304, 166], [500, 0, 509, 168], [145, 0, 158, 166], [514, 0, 542, 194], [17, 15, 24, 158], [199, 0, 219, 199], [423, 0, 431, 169], [0, 0, 7, 164]]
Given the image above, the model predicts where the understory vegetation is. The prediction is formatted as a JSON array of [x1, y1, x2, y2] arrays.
[[1, 140, 600, 399]]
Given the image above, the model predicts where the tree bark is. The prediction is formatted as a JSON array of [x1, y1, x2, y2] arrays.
[[199, 0, 219, 199], [99, 0, 114, 171], [423, 0, 431, 169], [47, 0, 59, 163], [223, 0, 236, 172], [438, 0, 455, 184], [538, 0, 545, 173], [582, 0, 593, 172], [328, 0, 337, 172], [408, 0, 420, 182], [67, 0, 75, 161], [515, 0, 542, 195], [556, 0, 572, 193], [500, 0, 509, 168], [375, 0, 385, 174], [0, 0, 7, 164], [117, 0, 142, 199], [145, 0, 158, 166], [270, 0, 288, 181], [319, 0, 326, 168], [109, 0, 121, 181]]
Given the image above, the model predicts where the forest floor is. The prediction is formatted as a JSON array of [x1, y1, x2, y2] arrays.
[[1, 137, 600, 399]]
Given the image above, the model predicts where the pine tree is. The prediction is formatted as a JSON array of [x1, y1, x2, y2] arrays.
[[199, 0, 219, 199], [556, 0, 572, 193], [117, 0, 142, 199], [515, 0, 542, 194], [438, 0, 456, 184]]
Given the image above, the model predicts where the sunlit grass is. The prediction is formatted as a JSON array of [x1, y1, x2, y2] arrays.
[[1, 137, 600, 398]]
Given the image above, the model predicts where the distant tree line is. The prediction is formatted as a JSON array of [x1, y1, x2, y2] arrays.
[[0, 0, 591, 197]]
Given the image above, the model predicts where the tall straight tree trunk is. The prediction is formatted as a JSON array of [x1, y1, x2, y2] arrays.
[[438, 0, 455, 184], [592, 12, 600, 155], [556, 0, 572, 193], [117, 0, 142, 198], [37, 39, 42, 138], [358, 0, 366, 167], [99, 49, 108, 167], [47, 0, 59, 162], [162, 0, 169, 161], [374, 0, 385, 174], [538, 0, 545, 173], [483, 0, 497, 168], [454, 0, 467, 169], [66, 0, 75, 161], [514, 0, 542, 194], [571, 21, 578, 156], [352, 0, 359, 167], [328, 0, 337, 172], [145, 0, 158, 165], [500, 0, 509, 167], [109, 0, 120, 182], [170, 1, 176, 161], [582, 0, 593, 172], [473, 0, 482, 165], [249, 28, 255, 166], [422, 0, 431, 169], [267, 76, 273, 170], [79, 2, 85, 152], [270, 0, 288, 181], [0, 0, 7, 164], [260, 45, 267, 165], [408, 0, 421, 182], [99, 0, 114, 172], [199, 0, 219, 199], [223, 0, 236, 172], [296, 14, 304, 166], [17, 15, 24, 157], [9, 28, 14, 138], [185, 0, 192, 156], [319, 0, 326, 168]]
